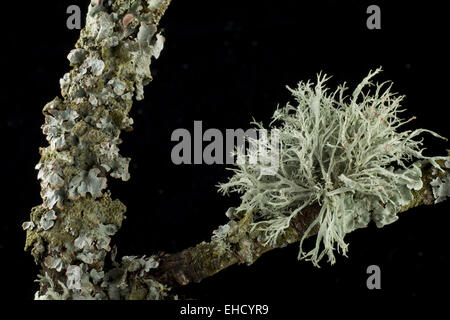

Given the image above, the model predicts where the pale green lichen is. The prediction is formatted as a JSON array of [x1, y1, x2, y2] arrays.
[[220, 68, 448, 266], [103, 254, 168, 300], [211, 222, 234, 255], [430, 175, 450, 203]]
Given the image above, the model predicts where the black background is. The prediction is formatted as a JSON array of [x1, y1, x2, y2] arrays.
[[1, 0, 449, 306]]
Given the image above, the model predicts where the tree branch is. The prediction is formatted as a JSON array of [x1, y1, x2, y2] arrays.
[[26, 0, 174, 300], [25, 0, 450, 300], [149, 159, 448, 288]]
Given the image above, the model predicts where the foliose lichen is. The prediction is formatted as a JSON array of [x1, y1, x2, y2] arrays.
[[430, 175, 450, 204], [26, 0, 172, 299]]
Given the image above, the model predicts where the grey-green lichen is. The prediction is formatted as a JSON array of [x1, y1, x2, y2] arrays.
[[430, 159, 450, 203], [25, 0, 171, 299], [102, 253, 170, 300], [219, 68, 449, 266], [210, 220, 235, 255]]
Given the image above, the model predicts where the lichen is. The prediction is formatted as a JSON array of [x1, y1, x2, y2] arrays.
[[101, 254, 168, 300], [27, 0, 171, 299], [219, 68, 448, 266], [211, 221, 234, 255], [431, 175, 450, 203]]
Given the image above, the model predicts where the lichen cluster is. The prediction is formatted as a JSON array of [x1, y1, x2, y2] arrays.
[[220, 69, 448, 266], [25, 0, 170, 299]]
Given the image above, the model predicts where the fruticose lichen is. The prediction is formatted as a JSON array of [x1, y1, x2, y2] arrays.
[[219, 68, 449, 266], [25, 0, 172, 299]]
